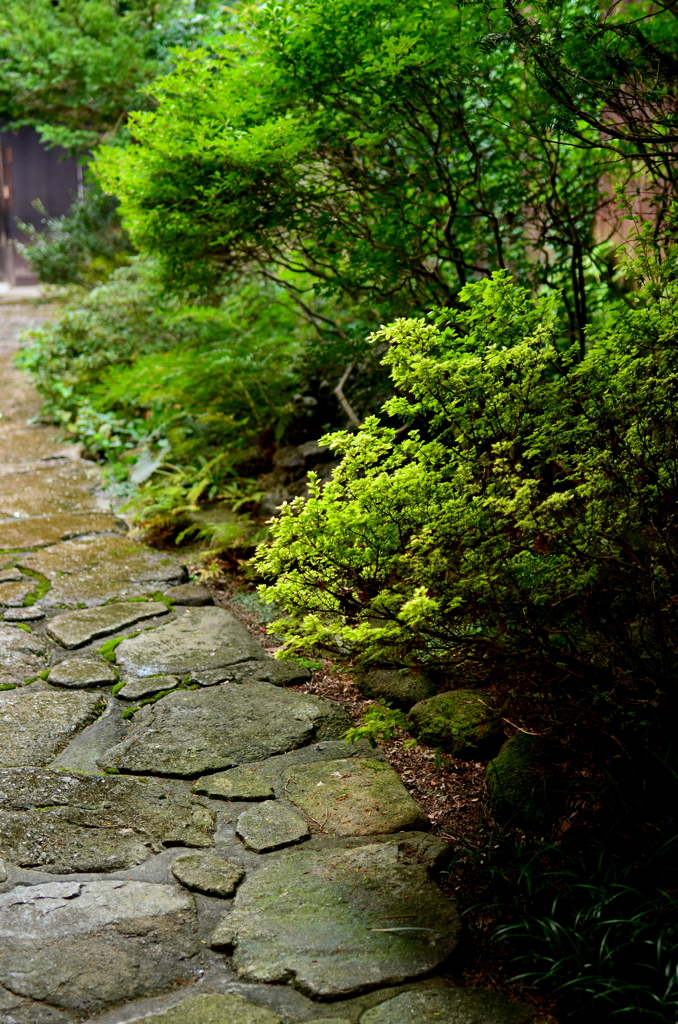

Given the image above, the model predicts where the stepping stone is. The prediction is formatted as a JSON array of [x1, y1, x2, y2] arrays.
[[0, 567, 23, 582], [0, 511, 126, 551], [3, 605, 45, 621], [0, 577, 34, 606], [118, 675, 180, 700], [171, 852, 245, 897], [360, 987, 535, 1023], [115, 607, 267, 679], [97, 683, 351, 777], [18, 535, 185, 607], [192, 741, 382, 802], [48, 656, 117, 688], [164, 582, 214, 606], [225, 841, 460, 997], [0, 624, 49, 687], [236, 801, 309, 852], [0, 880, 200, 1015], [283, 758, 429, 836], [46, 600, 168, 648], [0, 463, 99, 518], [0, 767, 214, 871], [247, 659, 312, 686], [122, 993, 282, 1024], [0, 688, 104, 766]]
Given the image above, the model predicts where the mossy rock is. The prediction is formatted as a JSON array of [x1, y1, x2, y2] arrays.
[[407, 689, 503, 757], [485, 733, 549, 828], [355, 667, 437, 709]]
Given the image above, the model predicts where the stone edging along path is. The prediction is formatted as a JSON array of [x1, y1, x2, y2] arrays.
[[0, 301, 534, 1024]]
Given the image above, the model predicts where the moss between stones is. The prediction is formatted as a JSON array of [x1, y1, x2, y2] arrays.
[[19, 568, 50, 607], [407, 689, 503, 758], [98, 635, 135, 662]]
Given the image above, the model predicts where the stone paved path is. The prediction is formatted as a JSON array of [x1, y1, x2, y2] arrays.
[[0, 297, 532, 1024]]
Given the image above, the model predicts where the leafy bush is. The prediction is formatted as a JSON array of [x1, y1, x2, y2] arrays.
[[256, 250, 678, 734]]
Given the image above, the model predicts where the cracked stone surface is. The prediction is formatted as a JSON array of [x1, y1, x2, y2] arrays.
[[0, 767, 214, 871], [0, 625, 50, 687], [0, 512, 126, 551], [0, 688, 105, 767], [115, 607, 268, 679], [47, 601, 168, 648], [117, 675, 181, 700], [236, 801, 309, 852], [0, 880, 200, 1014], [359, 988, 535, 1023], [226, 841, 461, 997], [170, 852, 245, 897], [98, 683, 351, 776], [282, 758, 429, 836], [122, 993, 281, 1024], [18, 536, 185, 608], [47, 656, 117, 688]]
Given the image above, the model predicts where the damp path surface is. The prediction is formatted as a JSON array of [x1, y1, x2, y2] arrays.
[[0, 293, 536, 1024]]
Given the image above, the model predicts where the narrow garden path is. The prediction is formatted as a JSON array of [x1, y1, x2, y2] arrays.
[[0, 297, 533, 1024]]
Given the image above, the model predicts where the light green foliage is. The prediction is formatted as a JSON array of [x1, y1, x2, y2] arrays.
[[257, 252, 678, 724]]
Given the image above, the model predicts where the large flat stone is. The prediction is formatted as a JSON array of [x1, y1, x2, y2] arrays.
[[0, 512, 126, 551], [48, 656, 117, 688], [18, 536, 185, 608], [359, 988, 535, 1023], [3, 606, 45, 622], [0, 463, 99, 518], [124, 993, 281, 1024], [0, 767, 214, 871], [283, 758, 429, 836], [98, 683, 350, 777], [236, 801, 309, 852], [0, 688, 104, 766], [47, 601, 168, 648], [171, 852, 245, 897], [0, 880, 200, 1014], [227, 841, 460, 997], [0, 625, 50, 687], [115, 607, 267, 679]]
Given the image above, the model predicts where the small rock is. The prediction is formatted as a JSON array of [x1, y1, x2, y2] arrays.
[[408, 689, 503, 758], [98, 683, 350, 776], [171, 852, 245, 897], [193, 766, 276, 801], [123, 992, 282, 1024], [236, 800, 309, 852], [3, 605, 45, 621], [210, 917, 237, 950], [359, 987, 535, 1023], [0, 623, 48, 687], [283, 758, 429, 836], [0, 578, 35, 607], [47, 600, 168, 649], [486, 733, 547, 827], [117, 675, 180, 700], [228, 841, 460, 997], [115, 607, 267, 679], [0, 880, 200, 1015], [0, 568, 23, 584], [0, 688, 104, 767], [164, 582, 214, 606], [356, 667, 437, 709], [248, 660, 312, 686], [48, 656, 117, 688]]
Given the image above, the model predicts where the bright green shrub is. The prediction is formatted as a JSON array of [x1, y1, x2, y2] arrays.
[[256, 260, 678, 728]]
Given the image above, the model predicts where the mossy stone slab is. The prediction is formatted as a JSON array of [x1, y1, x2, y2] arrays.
[[228, 841, 460, 997], [171, 852, 245, 897], [359, 987, 535, 1023], [125, 993, 281, 1024], [0, 463, 99, 518], [0, 688, 104, 766], [48, 655, 117, 688], [0, 578, 34, 607], [118, 675, 180, 700], [164, 582, 214, 606], [0, 623, 49, 687], [0, 880, 200, 1015], [115, 607, 267, 679], [18, 535, 185, 608], [283, 758, 429, 836], [236, 800, 309, 852], [486, 734, 547, 827], [408, 690, 503, 758], [0, 767, 214, 872], [47, 600, 168, 649], [192, 741, 382, 802], [0, 512, 126, 551], [3, 606, 45, 622], [98, 683, 351, 777], [356, 668, 437, 710]]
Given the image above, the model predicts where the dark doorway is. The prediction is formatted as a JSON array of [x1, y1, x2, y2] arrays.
[[0, 127, 80, 285]]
